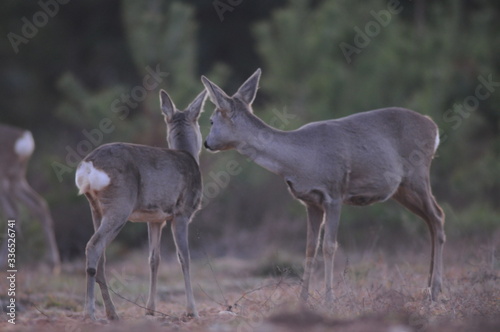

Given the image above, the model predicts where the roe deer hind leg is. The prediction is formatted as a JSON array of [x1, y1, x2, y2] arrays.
[[172, 216, 197, 317], [0, 189, 18, 266], [393, 182, 445, 301], [15, 180, 61, 273], [429, 193, 445, 300], [146, 222, 165, 316], [85, 211, 128, 320], [95, 254, 119, 321], [87, 197, 119, 321]]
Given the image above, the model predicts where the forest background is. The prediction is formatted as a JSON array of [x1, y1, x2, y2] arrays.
[[1, 0, 499, 266]]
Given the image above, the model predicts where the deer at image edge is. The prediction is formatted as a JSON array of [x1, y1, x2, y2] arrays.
[[0, 125, 61, 274]]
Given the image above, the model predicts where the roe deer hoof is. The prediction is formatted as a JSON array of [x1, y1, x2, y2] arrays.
[[51, 264, 61, 275], [107, 312, 120, 321], [299, 290, 309, 303], [186, 311, 199, 318], [83, 313, 97, 321], [325, 291, 334, 305]]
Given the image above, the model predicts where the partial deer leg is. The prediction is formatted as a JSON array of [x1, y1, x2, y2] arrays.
[[393, 180, 445, 301], [85, 195, 119, 321], [85, 208, 128, 321], [15, 180, 61, 274], [171, 216, 197, 317], [322, 199, 341, 304], [0, 187, 18, 266], [146, 221, 165, 315], [300, 204, 324, 302]]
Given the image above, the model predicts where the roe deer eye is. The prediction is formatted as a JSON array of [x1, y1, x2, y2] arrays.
[[210, 120, 214, 125]]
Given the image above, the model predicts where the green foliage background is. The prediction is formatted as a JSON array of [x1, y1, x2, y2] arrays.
[[0, 0, 498, 261]]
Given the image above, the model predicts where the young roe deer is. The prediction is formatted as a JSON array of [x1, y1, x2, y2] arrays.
[[201, 69, 445, 303], [0, 124, 61, 274], [75, 89, 206, 320]]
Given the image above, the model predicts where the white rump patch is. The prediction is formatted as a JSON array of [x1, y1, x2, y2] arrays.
[[434, 132, 440, 152], [14, 131, 35, 158], [75, 161, 110, 195]]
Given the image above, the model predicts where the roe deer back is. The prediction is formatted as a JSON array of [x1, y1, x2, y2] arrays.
[[202, 69, 445, 303], [75, 90, 206, 320]]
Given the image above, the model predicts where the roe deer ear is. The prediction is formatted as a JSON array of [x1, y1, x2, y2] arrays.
[[235, 68, 261, 105], [201, 76, 232, 114], [186, 90, 207, 122], [160, 89, 176, 122]]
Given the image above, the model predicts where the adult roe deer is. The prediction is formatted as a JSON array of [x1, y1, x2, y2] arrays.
[[75, 89, 206, 320], [201, 69, 445, 303], [0, 124, 61, 274]]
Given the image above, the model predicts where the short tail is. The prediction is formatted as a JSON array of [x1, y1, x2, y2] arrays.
[[75, 161, 110, 195], [434, 131, 440, 153], [15, 131, 35, 159]]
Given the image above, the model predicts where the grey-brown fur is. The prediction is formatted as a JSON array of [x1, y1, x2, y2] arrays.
[[76, 89, 206, 320], [84, 144, 201, 222], [202, 69, 445, 303]]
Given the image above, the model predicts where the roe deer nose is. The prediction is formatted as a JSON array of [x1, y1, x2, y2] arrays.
[[204, 140, 210, 149]]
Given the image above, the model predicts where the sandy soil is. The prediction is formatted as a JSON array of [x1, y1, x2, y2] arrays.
[[1, 245, 499, 332]]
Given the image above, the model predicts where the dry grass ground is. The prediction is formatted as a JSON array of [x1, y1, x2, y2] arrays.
[[1, 242, 498, 332]]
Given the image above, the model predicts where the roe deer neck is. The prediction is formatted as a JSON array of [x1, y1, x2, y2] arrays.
[[234, 111, 292, 176], [169, 133, 200, 164], [176, 142, 199, 164]]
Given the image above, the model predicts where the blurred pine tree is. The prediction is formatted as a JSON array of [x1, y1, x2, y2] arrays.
[[251, 0, 500, 245]]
